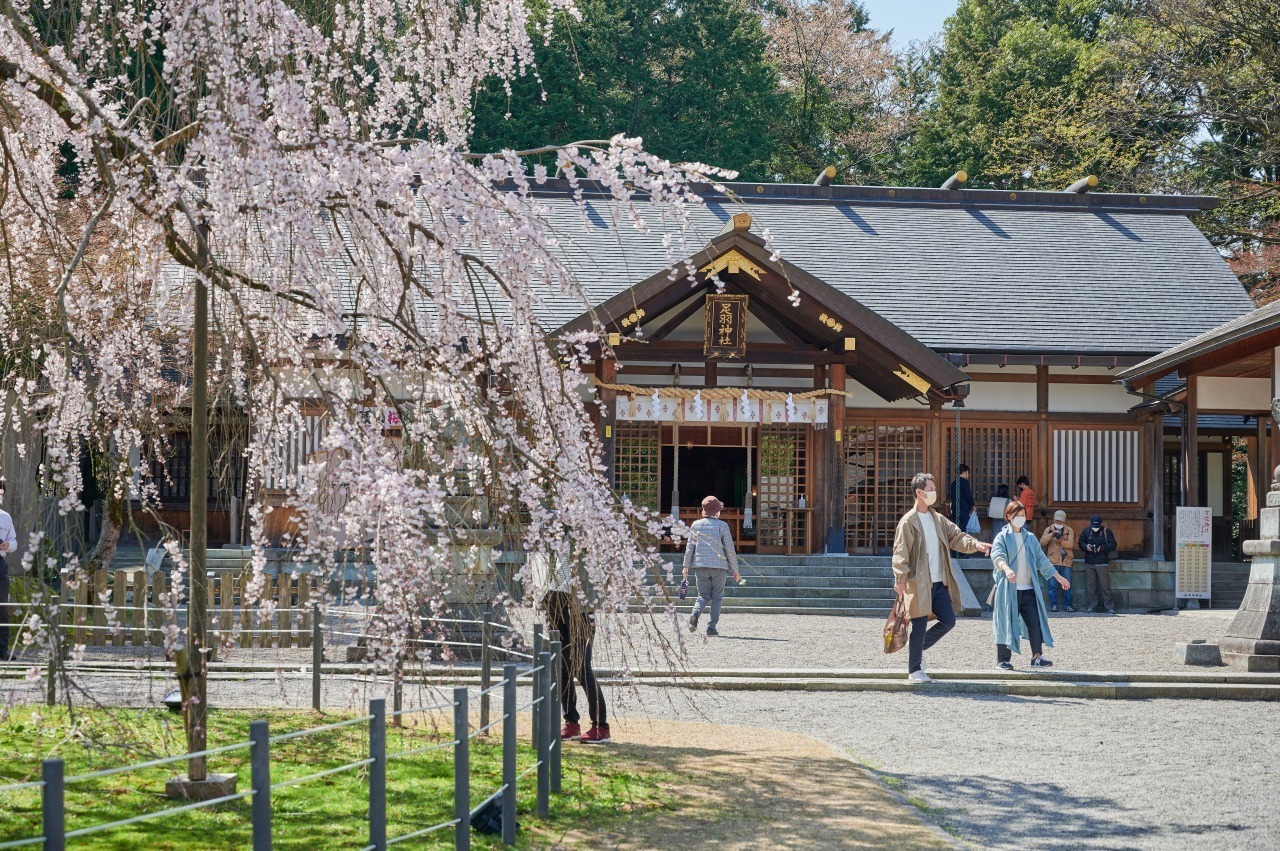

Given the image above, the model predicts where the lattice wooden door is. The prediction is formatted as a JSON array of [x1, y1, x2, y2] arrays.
[[613, 422, 661, 512], [945, 423, 1035, 518], [844, 422, 925, 553], [757, 425, 809, 553]]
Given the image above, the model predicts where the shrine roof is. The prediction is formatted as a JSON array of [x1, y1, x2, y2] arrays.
[[520, 178, 1252, 356]]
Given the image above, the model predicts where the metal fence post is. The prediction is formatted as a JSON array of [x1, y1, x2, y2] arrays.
[[454, 686, 470, 851], [479, 610, 492, 734], [42, 758, 64, 851], [46, 597, 60, 707], [548, 639, 562, 794], [369, 698, 387, 851], [392, 663, 403, 728], [535, 651, 550, 818], [531, 625, 544, 751], [250, 720, 272, 851], [311, 604, 322, 712], [501, 664, 517, 846]]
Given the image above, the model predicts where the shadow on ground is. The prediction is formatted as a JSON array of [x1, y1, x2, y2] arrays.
[[870, 770, 1252, 849], [552, 721, 949, 850]]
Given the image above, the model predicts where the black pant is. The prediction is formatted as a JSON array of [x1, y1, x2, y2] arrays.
[[908, 581, 956, 674], [545, 591, 606, 727], [997, 588, 1044, 662]]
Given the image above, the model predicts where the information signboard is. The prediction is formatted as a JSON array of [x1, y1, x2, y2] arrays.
[[1175, 506, 1212, 600]]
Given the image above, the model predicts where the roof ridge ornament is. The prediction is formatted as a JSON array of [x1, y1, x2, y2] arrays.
[[715, 211, 753, 238], [1065, 175, 1099, 193], [940, 170, 968, 190]]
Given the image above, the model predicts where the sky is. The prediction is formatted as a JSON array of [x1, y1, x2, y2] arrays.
[[860, 0, 959, 48]]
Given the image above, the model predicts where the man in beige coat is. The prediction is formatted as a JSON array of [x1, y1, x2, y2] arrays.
[[892, 472, 991, 682]]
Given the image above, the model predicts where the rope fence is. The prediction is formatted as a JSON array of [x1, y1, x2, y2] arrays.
[[0, 638, 565, 851]]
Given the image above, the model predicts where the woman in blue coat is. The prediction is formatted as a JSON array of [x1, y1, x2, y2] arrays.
[[990, 501, 1071, 670]]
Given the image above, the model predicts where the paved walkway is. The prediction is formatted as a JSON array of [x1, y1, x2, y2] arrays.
[[596, 609, 1237, 675], [624, 687, 1280, 850]]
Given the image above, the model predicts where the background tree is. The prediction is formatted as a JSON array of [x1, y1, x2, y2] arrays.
[[1126, 0, 1280, 302], [763, 0, 914, 183], [471, 0, 783, 179], [895, 0, 1187, 191]]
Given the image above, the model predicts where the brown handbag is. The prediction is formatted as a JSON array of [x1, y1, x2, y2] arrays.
[[883, 594, 910, 654]]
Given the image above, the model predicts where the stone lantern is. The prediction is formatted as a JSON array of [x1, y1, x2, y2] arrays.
[[1220, 464, 1280, 671]]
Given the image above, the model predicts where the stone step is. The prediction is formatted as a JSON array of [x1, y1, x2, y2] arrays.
[[659, 565, 895, 579], [650, 575, 894, 589], [628, 604, 890, 616], [648, 585, 897, 600]]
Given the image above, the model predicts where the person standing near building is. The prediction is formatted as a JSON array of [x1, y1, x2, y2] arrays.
[[1015, 476, 1037, 530], [988, 483, 1013, 539], [537, 549, 610, 744], [0, 481, 17, 661], [891, 473, 991, 683], [949, 464, 976, 557], [683, 495, 741, 636], [991, 501, 1071, 669], [1078, 514, 1117, 615], [1039, 510, 1076, 613]]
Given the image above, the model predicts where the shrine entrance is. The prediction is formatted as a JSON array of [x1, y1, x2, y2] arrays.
[[561, 212, 971, 556]]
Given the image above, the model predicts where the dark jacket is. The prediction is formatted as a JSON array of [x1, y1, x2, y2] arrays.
[[949, 477, 974, 523], [1077, 525, 1116, 566]]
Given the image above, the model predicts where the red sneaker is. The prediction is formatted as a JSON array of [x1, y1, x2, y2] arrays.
[[560, 723, 582, 740], [579, 725, 611, 744]]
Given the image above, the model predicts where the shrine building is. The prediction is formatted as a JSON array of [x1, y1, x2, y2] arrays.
[[531, 177, 1256, 559]]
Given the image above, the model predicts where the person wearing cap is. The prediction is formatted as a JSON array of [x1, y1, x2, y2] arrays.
[[1039, 510, 1076, 613], [1077, 514, 1117, 614], [682, 495, 741, 636]]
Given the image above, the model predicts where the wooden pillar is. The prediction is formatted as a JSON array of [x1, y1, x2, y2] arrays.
[[597, 358, 618, 488], [1182, 374, 1199, 506], [1256, 413, 1271, 516], [1149, 417, 1165, 560], [1271, 348, 1280, 482], [704, 361, 718, 387], [825, 365, 847, 553], [1035, 365, 1049, 413]]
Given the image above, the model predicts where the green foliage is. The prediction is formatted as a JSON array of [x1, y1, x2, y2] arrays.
[[470, 0, 783, 180], [0, 707, 673, 849], [895, 0, 1189, 191]]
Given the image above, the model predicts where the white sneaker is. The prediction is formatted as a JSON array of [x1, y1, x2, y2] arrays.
[[907, 670, 932, 683]]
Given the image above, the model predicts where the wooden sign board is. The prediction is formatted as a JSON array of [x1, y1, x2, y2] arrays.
[[1175, 506, 1212, 600], [704, 294, 749, 359]]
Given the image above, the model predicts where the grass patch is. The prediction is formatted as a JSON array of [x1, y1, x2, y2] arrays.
[[0, 707, 674, 849]]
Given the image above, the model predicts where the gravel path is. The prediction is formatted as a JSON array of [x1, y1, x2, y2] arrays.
[[596, 610, 1237, 674], [628, 688, 1280, 850]]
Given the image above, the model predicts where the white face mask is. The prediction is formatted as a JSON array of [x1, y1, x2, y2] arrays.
[[922, 490, 937, 506], [1011, 516, 1027, 530], [1053, 524, 1063, 531]]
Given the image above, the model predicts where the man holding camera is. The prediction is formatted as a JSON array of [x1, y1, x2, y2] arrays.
[[1077, 514, 1117, 615], [1039, 510, 1076, 613]]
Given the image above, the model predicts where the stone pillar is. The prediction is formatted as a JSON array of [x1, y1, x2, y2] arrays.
[[1220, 463, 1280, 672]]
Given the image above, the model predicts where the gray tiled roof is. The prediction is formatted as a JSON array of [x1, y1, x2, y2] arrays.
[[1153, 376, 1257, 433], [525, 182, 1253, 355], [1120, 299, 1280, 383]]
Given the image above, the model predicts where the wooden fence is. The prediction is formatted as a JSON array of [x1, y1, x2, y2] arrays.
[[58, 569, 318, 649]]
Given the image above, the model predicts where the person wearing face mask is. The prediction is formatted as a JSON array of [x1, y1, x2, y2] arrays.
[[990, 501, 1070, 669], [1077, 514, 1117, 615], [1039, 510, 1076, 613], [892, 472, 992, 683]]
